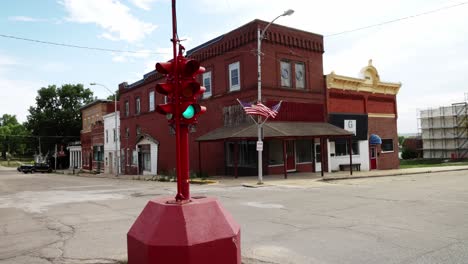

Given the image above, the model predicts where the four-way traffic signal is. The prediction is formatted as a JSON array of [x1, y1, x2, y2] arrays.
[[155, 56, 206, 127]]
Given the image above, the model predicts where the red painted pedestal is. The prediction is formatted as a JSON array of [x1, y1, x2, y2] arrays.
[[127, 196, 241, 264]]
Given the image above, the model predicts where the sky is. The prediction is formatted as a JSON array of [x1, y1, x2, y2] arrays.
[[0, 0, 467, 133]]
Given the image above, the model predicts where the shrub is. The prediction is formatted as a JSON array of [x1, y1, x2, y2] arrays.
[[402, 148, 418, 160]]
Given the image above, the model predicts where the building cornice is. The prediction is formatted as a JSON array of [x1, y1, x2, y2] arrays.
[[326, 60, 401, 95], [368, 113, 396, 118]]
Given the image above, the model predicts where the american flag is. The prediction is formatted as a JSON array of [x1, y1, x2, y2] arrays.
[[238, 100, 282, 119]]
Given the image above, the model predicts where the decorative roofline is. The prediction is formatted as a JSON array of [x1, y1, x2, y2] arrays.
[[326, 60, 401, 95]]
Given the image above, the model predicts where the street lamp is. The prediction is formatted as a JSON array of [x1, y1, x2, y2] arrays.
[[90, 82, 119, 177], [257, 9, 294, 184]]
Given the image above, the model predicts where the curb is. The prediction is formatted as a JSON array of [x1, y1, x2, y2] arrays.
[[322, 167, 468, 181]]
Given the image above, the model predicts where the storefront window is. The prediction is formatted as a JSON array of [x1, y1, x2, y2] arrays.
[[334, 141, 359, 156], [268, 140, 284, 165], [296, 139, 312, 163], [225, 141, 257, 167]]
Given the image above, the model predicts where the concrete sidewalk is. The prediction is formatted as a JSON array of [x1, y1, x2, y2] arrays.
[[321, 165, 468, 181], [52, 165, 468, 188]]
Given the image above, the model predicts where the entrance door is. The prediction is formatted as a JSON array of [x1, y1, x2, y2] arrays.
[[370, 146, 377, 170], [286, 140, 296, 171], [314, 143, 322, 172], [109, 153, 113, 174]]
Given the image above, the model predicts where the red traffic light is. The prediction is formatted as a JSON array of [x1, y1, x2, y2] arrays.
[[180, 81, 206, 99], [179, 58, 206, 77], [156, 60, 174, 75], [155, 82, 174, 96], [156, 103, 174, 116]]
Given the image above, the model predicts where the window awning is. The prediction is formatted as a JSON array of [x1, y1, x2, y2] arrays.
[[196, 122, 353, 142], [369, 134, 382, 145]]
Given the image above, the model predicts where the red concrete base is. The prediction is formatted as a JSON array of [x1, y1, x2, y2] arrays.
[[127, 196, 241, 264]]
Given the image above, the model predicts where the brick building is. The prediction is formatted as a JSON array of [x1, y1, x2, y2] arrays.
[[118, 20, 401, 176], [326, 60, 401, 170], [80, 100, 117, 173]]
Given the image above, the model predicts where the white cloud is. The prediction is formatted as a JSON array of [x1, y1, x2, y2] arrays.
[[129, 0, 161, 11], [61, 0, 157, 43], [8, 16, 47, 22]]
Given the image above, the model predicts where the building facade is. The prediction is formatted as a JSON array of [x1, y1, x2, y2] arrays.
[[103, 111, 121, 175], [80, 100, 117, 173], [118, 19, 351, 177], [326, 60, 401, 170], [118, 20, 401, 176], [419, 102, 468, 159]]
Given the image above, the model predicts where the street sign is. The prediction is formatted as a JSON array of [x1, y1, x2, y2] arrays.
[[256, 141, 263, 151]]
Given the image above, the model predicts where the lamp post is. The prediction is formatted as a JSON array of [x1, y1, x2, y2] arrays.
[[90, 82, 119, 177], [257, 9, 294, 184]]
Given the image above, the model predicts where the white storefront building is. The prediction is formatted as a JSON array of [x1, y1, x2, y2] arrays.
[[103, 111, 120, 175], [67, 141, 82, 169]]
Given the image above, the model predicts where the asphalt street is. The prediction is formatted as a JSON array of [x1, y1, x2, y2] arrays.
[[1, 168, 468, 264]]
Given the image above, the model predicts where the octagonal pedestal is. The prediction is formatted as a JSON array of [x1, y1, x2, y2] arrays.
[[127, 196, 241, 264]]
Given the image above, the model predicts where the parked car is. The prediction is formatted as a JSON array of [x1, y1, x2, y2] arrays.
[[17, 163, 52, 173], [32, 163, 53, 173], [17, 164, 34, 173]]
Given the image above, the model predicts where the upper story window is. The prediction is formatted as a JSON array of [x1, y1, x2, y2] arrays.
[[113, 128, 117, 142], [149, 91, 155, 112], [203, 71, 212, 98], [280, 60, 306, 89], [125, 127, 130, 138], [280, 61, 291, 87], [295, 62, 305, 89], [124, 100, 129, 117], [135, 97, 141, 115], [229, 62, 240, 91], [136, 125, 141, 135], [105, 129, 109, 143]]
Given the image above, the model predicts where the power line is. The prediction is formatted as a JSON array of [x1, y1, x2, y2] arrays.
[[1, 1, 466, 54], [325, 1, 468, 37], [0, 34, 166, 55]]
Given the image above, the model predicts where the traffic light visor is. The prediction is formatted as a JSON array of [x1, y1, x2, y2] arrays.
[[156, 61, 173, 75], [156, 104, 173, 115], [156, 83, 173, 95]]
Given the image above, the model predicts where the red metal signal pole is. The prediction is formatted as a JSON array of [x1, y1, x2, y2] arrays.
[[127, 1, 240, 263]]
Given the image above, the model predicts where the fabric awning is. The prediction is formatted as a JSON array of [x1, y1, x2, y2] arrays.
[[369, 134, 382, 145], [196, 122, 353, 142]]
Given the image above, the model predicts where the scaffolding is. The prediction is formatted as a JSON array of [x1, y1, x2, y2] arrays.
[[419, 100, 468, 159]]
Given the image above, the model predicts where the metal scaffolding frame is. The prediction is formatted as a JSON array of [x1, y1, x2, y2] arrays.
[[419, 99, 468, 159]]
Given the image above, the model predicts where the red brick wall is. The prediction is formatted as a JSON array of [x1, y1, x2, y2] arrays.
[[368, 117, 399, 169], [368, 97, 396, 114], [80, 132, 92, 171], [329, 94, 365, 114]]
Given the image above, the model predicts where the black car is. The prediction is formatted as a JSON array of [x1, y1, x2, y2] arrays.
[[17, 163, 52, 173]]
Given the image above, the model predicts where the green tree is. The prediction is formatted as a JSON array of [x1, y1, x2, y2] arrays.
[[25, 84, 94, 154], [398, 136, 405, 146], [0, 114, 29, 159], [106, 90, 120, 101]]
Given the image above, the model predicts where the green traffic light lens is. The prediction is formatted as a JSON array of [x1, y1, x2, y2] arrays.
[[182, 105, 195, 119]]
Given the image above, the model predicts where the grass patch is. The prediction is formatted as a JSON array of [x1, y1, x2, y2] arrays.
[[0, 160, 33, 167], [400, 158, 468, 169], [189, 178, 218, 185]]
